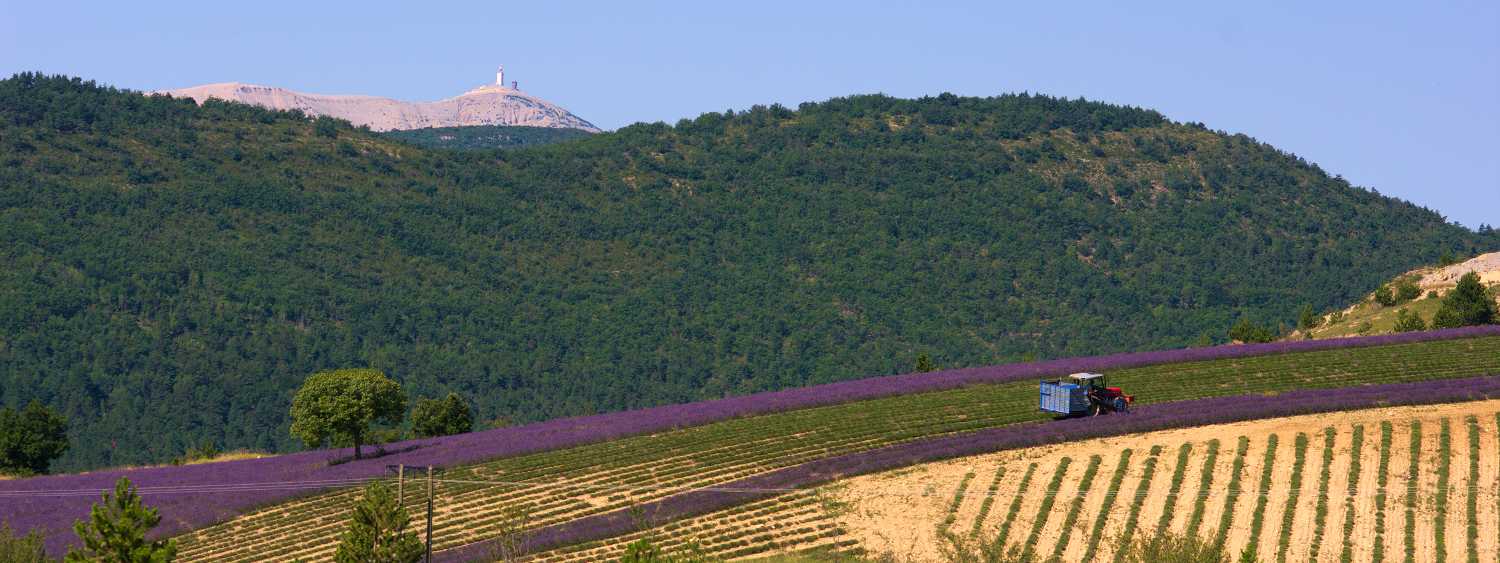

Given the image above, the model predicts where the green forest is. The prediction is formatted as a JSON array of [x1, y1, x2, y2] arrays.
[[1, 74, 1495, 471], [379, 124, 593, 150]]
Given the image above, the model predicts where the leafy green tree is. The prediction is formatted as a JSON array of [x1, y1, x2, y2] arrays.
[[915, 353, 937, 373], [64, 477, 176, 563], [411, 393, 474, 438], [333, 482, 422, 563], [1228, 318, 1273, 344], [1431, 272, 1497, 328], [1296, 305, 1321, 331], [0, 521, 47, 563], [0, 401, 68, 476], [1392, 309, 1427, 333], [290, 369, 407, 459]]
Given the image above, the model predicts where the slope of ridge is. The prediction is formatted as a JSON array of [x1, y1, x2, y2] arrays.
[[1302, 251, 1500, 338], [159, 81, 600, 132], [550, 398, 1500, 562], [5, 74, 1500, 474], [5, 327, 1498, 559]]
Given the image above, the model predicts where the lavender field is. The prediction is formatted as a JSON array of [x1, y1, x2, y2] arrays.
[[3, 326, 1498, 558]]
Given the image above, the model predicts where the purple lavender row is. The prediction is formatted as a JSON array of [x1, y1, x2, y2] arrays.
[[436, 374, 1500, 562], [3, 325, 1497, 556]]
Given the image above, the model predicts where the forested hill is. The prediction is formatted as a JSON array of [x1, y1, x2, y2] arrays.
[[379, 124, 593, 150], [2, 74, 1494, 471]]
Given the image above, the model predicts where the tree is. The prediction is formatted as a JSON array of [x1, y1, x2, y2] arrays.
[[411, 393, 474, 438], [0, 521, 47, 563], [1296, 304, 1321, 331], [333, 482, 422, 563], [0, 401, 69, 476], [1431, 272, 1497, 328], [64, 477, 176, 563], [1392, 309, 1427, 333], [1228, 317, 1273, 344], [914, 353, 937, 373], [290, 369, 407, 459]]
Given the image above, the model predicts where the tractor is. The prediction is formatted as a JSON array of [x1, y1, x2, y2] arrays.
[[1039, 372, 1133, 417]]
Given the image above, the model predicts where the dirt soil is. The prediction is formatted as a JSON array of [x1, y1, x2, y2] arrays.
[[833, 399, 1500, 562]]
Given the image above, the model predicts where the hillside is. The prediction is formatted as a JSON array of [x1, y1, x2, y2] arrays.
[[544, 400, 1499, 562], [1300, 252, 1500, 338], [159, 81, 600, 132], [379, 124, 593, 150], [6, 329, 1496, 559], [3, 73, 1499, 472]]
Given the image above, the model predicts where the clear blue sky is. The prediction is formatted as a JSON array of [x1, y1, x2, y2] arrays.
[[2, 1, 1496, 228]]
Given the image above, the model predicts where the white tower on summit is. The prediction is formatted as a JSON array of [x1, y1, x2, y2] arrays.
[[496, 65, 505, 87]]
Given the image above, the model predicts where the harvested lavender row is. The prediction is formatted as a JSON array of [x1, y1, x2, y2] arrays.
[[436, 374, 1500, 561], [7, 326, 1493, 557]]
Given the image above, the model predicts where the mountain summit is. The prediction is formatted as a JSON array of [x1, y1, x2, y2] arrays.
[[159, 80, 600, 132]]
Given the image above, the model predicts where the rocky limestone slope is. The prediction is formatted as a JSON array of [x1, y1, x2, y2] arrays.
[[159, 82, 599, 132]]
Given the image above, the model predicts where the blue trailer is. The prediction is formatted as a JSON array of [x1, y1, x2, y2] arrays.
[[1039, 372, 1133, 417]]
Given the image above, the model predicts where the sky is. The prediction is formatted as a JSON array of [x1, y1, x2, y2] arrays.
[[2, 1, 1496, 228]]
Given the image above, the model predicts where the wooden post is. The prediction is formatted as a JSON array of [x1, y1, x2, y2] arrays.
[[425, 465, 435, 563], [397, 464, 405, 507]]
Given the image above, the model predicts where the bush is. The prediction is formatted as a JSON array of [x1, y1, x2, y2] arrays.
[[1374, 286, 1397, 307], [1228, 318, 1274, 343], [0, 521, 47, 563], [411, 393, 474, 439], [1394, 281, 1421, 302], [1393, 309, 1427, 333]]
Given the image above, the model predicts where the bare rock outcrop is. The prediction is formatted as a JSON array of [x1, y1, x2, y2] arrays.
[[158, 82, 599, 132]]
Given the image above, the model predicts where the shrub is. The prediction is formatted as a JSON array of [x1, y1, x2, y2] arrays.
[[1433, 419, 1451, 563], [1274, 433, 1309, 563], [1307, 427, 1336, 561], [1184, 439, 1220, 536], [1228, 318, 1274, 343], [1374, 286, 1397, 307], [1020, 457, 1070, 561], [1393, 309, 1427, 333], [1337, 425, 1364, 563], [1118, 532, 1230, 563], [1372, 421, 1392, 563], [1050, 455, 1101, 559], [1403, 421, 1421, 562], [1394, 281, 1421, 302], [0, 521, 47, 563], [1082, 450, 1133, 561]]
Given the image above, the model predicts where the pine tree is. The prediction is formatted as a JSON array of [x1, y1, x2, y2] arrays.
[[1431, 272, 1496, 328], [64, 477, 176, 563], [334, 482, 422, 563]]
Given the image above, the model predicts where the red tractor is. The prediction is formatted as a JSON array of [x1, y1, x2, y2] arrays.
[[1039, 372, 1134, 417]]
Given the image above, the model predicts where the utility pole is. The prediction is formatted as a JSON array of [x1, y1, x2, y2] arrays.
[[396, 464, 405, 512], [425, 465, 435, 563]]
